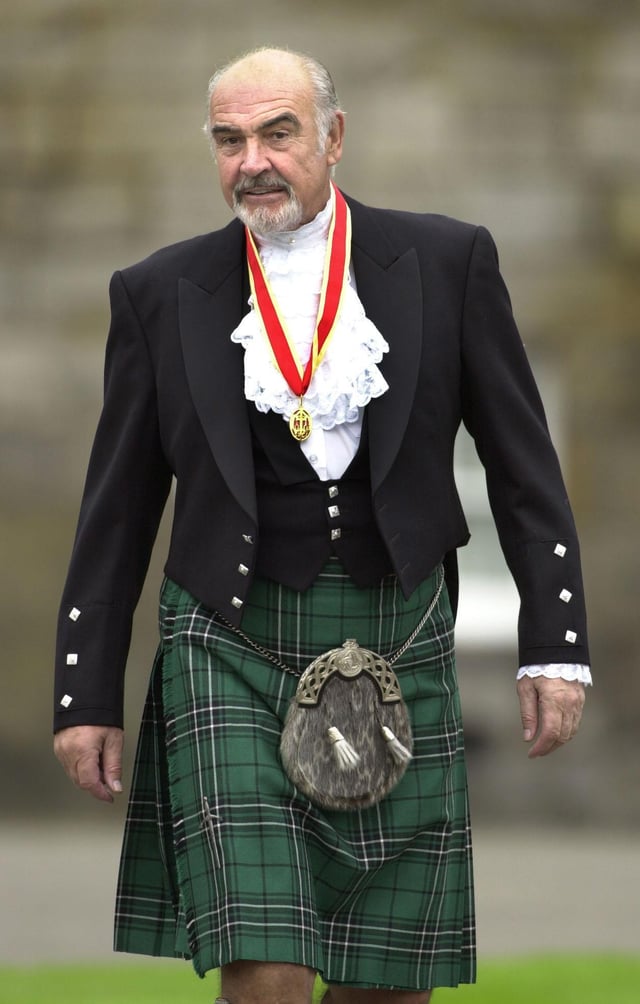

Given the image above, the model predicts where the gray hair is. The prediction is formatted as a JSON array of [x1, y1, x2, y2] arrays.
[[204, 47, 342, 153]]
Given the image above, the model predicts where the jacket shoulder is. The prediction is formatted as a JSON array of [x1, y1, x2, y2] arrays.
[[347, 194, 481, 249], [118, 218, 245, 290]]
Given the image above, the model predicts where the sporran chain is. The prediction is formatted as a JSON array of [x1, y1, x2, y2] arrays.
[[214, 565, 445, 678]]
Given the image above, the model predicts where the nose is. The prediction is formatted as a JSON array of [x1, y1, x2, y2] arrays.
[[241, 137, 271, 177]]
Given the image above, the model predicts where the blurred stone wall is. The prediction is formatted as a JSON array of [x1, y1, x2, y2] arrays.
[[2, 0, 639, 822]]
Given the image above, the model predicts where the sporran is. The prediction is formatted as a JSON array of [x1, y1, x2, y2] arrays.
[[217, 566, 445, 811], [280, 639, 413, 810]]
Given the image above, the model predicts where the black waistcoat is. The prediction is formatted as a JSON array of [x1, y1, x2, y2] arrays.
[[249, 407, 393, 591]]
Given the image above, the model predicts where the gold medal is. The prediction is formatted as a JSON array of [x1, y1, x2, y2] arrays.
[[289, 401, 313, 441]]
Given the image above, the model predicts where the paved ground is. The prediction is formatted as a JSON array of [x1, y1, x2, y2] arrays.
[[1, 822, 638, 965]]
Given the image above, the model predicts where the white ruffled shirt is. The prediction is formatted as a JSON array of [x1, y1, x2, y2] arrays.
[[232, 196, 388, 481], [231, 198, 591, 687]]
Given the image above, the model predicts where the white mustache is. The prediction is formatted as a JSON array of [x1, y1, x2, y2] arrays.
[[235, 175, 292, 196]]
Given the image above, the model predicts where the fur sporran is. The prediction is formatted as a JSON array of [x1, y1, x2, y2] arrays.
[[280, 639, 413, 811], [217, 566, 444, 813]]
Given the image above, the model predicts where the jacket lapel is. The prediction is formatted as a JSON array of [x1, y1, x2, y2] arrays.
[[178, 198, 423, 514], [178, 225, 258, 522], [348, 198, 423, 494]]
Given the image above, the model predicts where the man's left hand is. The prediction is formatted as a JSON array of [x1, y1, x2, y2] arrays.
[[517, 676, 586, 758]]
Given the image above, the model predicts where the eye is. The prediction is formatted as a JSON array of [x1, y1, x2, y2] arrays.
[[214, 134, 242, 150]]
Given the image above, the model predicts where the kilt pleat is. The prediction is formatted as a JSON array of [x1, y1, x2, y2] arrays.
[[114, 560, 476, 990]]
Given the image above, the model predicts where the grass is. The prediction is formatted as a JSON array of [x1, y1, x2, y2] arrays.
[[1, 956, 639, 1003], [437, 955, 640, 1002]]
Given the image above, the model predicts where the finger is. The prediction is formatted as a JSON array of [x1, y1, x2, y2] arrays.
[[564, 705, 583, 745], [528, 713, 563, 757], [571, 697, 585, 737], [517, 677, 539, 743], [76, 748, 114, 803], [547, 687, 585, 751], [558, 710, 574, 750], [530, 737, 563, 758], [526, 684, 563, 757], [102, 729, 124, 794], [529, 699, 580, 758]]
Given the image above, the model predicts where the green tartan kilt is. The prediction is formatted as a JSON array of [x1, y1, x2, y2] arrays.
[[114, 560, 476, 991]]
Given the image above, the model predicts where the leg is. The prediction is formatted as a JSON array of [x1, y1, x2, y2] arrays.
[[323, 989, 432, 1004], [219, 960, 317, 1004]]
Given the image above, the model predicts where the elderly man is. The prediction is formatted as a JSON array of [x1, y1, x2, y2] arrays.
[[54, 47, 590, 1004]]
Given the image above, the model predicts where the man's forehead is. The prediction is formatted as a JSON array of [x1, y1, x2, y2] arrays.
[[217, 50, 310, 87], [211, 55, 313, 115]]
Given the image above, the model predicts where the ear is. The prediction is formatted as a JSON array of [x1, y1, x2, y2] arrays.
[[326, 111, 345, 167]]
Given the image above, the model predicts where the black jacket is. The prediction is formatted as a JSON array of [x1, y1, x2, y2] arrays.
[[54, 194, 589, 731]]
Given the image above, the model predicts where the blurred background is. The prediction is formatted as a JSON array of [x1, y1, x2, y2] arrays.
[[1, 0, 639, 969]]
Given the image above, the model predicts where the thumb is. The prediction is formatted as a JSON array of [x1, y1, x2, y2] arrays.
[[102, 728, 124, 793], [517, 677, 539, 743]]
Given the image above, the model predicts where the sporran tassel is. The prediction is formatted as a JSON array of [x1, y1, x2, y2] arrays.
[[381, 725, 412, 765], [327, 726, 361, 769]]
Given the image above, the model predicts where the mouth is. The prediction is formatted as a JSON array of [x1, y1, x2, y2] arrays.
[[235, 175, 291, 203], [239, 186, 287, 199], [231, 174, 302, 233]]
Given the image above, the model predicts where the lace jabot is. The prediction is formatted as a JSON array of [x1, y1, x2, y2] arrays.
[[230, 198, 389, 431]]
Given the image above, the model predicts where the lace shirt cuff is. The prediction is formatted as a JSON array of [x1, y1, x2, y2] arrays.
[[517, 664, 592, 686]]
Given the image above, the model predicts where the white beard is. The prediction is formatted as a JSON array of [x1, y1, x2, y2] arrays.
[[232, 188, 304, 236]]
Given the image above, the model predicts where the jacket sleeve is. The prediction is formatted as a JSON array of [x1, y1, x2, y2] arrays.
[[53, 271, 172, 732], [460, 226, 589, 668]]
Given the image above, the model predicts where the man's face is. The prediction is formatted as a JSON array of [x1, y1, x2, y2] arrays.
[[208, 57, 344, 235]]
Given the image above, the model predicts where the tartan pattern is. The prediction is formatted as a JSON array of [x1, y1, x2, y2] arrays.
[[114, 560, 476, 990]]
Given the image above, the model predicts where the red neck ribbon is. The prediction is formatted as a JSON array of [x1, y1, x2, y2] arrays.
[[245, 183, 351, 397]]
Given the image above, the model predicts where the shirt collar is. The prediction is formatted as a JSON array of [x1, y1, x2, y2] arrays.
[[253, 195, 333, 252]]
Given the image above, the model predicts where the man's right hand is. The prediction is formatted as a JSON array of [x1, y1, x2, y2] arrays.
[[54, 725, 124, 803]]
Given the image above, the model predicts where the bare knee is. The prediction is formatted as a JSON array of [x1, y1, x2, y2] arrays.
[[220, 960, 316, 1004]]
